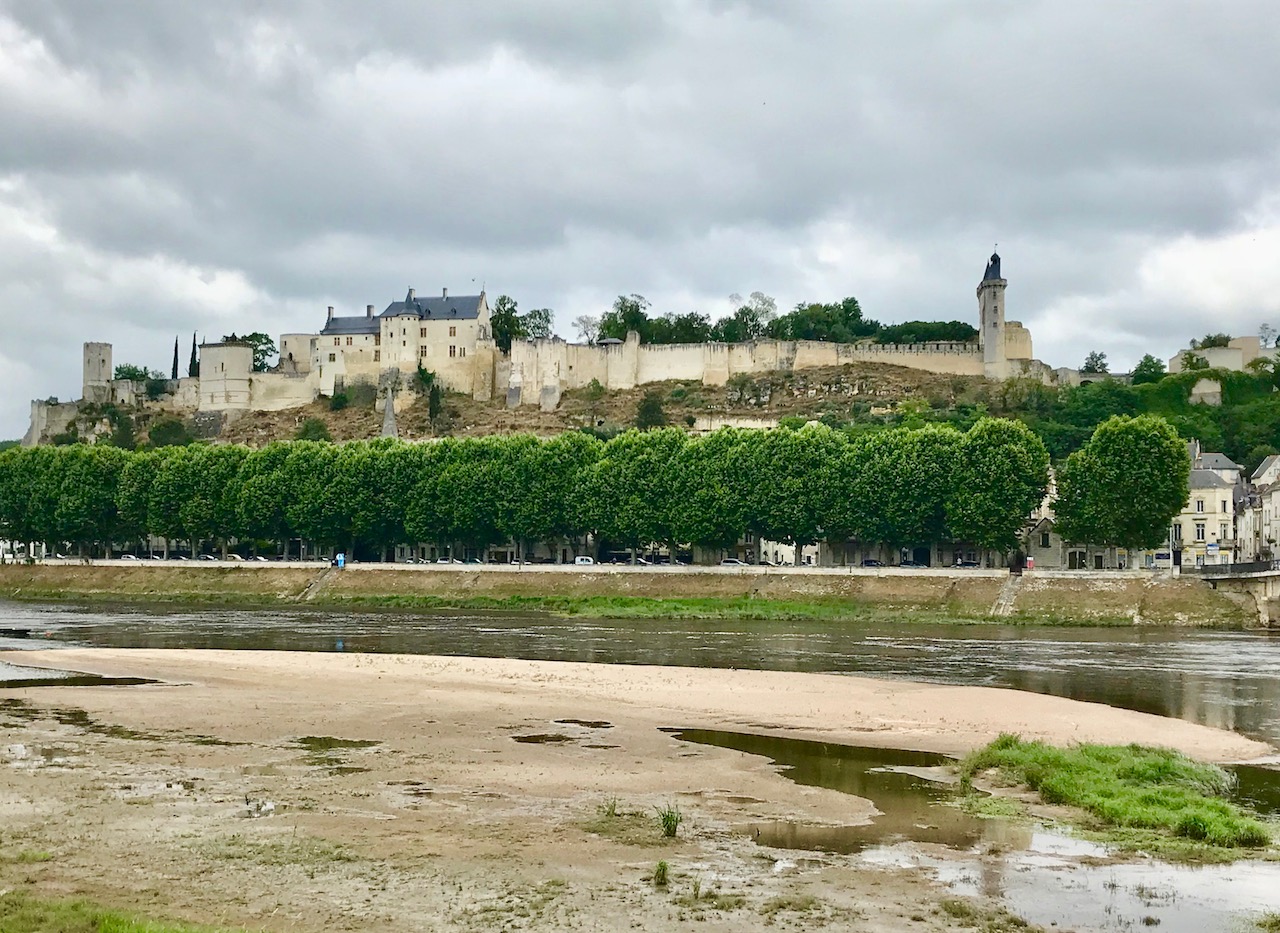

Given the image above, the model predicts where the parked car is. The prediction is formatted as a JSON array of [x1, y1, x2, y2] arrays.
[[436, 558, 463, 564], [860, 558, 884, 567], [250, 555, 270, 562], [719, 558, 747, 566], [573, 556, 595, 565], [898, 560, 924, 568], [955, 559, 980, 568], [226, 553, 244, 561], [198, 554, 219, 561], [120, 554, 139, 561]]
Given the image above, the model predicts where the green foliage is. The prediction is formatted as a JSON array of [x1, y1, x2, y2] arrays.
[[0, 890, 244, 932], [0, 415, 1179, 563], [874, 320, 977, 344], [945, 419, 1049, 552], [225, 332, 277, 372], [1130, 353, 1166, 385], [1080, 350, 1109, 374], [490, 295, 555, 353], [106, 410, 137, 450], [428, 384, 443, 424], [1181, 350, 1210, 371], [1191, 333, 1232, 349], [412, 365, 436, 396], [346, 382, 378, 408], [188, 333, 199, 378], [0, 440, 18, 452], [635, 389, 668, 429], [147, 417, 192, 448], [1055, 416, 1190, 548], [329, 392, 349, 411], [656, 803, 682, 837], [113, 363, 153, 382], [144, 376, 170, 401], [295, 418, 332, 442], [961, 735, 1270, 850], [653, 860, 669, 887]]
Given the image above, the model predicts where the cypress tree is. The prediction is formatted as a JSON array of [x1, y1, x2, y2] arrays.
[[171, 337, 179, 380], [188, 333, 199, 377]]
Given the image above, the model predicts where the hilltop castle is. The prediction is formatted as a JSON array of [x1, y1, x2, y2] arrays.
[[26, 253, 1077, 444]]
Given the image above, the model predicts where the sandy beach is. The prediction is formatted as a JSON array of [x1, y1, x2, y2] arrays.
[[0, 649, 1271, 931]]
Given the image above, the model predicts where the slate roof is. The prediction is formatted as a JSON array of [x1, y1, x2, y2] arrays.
[[1189, 469, 1234, 490], [320, 316, 379, 336], [319, 290, 485, 337], [380, 292, 484, 321], [1252, 454, 1280, 481], [1196, 452, 1242, 472]]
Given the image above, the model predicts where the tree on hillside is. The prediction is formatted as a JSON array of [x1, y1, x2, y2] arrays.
[[1260, 324, 1276, 349], [295, 418, 331, 442], [1054, 415, 1189, 549], [490, 296, 555, 352], [188, 333, 199, 377], [148, 417, 193, 448], [1080, 351, 1109, 374], [171, 337, 179, 380], [1130, 354, 1166, 385], [1190, 333, 1232, 350], [635, 389, 668, 430], [573, 315, 601, 344], [241, 332, 277, 372], [489, 295, 521, 353], [599, 294, 653, 342]]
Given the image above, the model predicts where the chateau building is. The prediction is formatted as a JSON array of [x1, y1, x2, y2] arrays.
[[26, 253, 1079, 445]]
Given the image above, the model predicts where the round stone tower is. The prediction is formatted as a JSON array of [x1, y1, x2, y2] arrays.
[[977, 252, 1007, 380]]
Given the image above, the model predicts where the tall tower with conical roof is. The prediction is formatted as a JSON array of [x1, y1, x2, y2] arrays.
[[977, 251, 1007, 380]]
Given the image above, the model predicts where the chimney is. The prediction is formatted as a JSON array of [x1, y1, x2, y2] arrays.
[[442, 287, 448, 300], [407, 288, 415, 300], [366, 304, 374, 319], [327, 305, 334, 322]]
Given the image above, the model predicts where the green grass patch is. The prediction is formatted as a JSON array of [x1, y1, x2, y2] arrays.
[[0, 891, 248, 932], [1256, 912, 1280, 932], [580, 804, 676, 848], [961, 735, 1273, 854]]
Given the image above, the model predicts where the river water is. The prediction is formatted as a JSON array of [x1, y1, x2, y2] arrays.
[[2, 600, 1279, 745], [5, 600, 1280, 930]]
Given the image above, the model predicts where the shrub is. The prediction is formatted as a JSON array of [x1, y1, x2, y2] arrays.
[[656, 803, 682, 838], [329, 392, 349, 411], [653, 860, 669, 887], [295, 418, 332, 442]]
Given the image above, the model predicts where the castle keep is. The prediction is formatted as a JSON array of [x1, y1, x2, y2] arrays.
[[25, 253, 1076, 444]]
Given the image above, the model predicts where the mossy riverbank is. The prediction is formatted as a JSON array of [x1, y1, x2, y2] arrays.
[[0, 563, 1255, 627]]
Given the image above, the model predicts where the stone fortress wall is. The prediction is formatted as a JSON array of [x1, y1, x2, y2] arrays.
[[23, 254, 1080, 444]]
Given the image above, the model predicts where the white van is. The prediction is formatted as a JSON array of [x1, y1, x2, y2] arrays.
[[573, 556, 595, 565]]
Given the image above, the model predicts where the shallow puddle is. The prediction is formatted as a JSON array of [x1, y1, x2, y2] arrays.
[[667, 728, 1280, 931], [664, 727, 991, 852], [512, 733, 575, 744], [0, 660, 155, 689]]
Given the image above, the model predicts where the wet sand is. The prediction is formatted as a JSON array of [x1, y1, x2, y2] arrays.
[[0, 649, 1270, 931]]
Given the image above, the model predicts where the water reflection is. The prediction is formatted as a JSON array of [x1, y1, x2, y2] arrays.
[[665, 728, 1003, 853], [3, 601, 1280, 744]]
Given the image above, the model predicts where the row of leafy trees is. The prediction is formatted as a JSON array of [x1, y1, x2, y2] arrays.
[[0, 416, 1190, 562], [0, 419, 1053, 561], [577, 293, 977, 347]]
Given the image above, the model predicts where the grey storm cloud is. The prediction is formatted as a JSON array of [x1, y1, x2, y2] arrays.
[[2, 0, 1280, 437]]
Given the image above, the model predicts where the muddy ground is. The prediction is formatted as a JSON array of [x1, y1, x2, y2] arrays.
[[0, 650, 1269, 932]]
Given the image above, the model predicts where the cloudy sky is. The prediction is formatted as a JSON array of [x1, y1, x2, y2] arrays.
[[3, 1, 1279, 438]]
